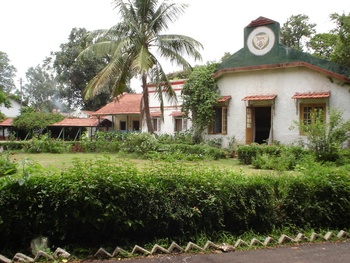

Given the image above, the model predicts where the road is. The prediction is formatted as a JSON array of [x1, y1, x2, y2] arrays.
[[87, 241, 350, 263]]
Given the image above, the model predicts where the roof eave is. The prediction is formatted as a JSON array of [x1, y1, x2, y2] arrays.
[[213, 62, 350, 83]]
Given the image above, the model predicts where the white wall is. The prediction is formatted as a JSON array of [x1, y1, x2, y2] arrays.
[[146, 80, 192, 135], [0, 99, 21, 117], [214, 67, 350, 147]]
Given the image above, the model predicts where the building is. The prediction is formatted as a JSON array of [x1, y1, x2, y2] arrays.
[[206, 16, 350, 147], [147, 80, 190, 134], [0, 98, 21, 140], [93, 93, 143, 133]]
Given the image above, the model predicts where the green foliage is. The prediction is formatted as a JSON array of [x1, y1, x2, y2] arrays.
[[80, 0, 202, 133], [293, 108, 350, 162], [181, 63, 220, 143], [149, 143, 227, 161], [23, 134, 69, 153], [0, 152, 17, 176], [77, 131, 123, 153], [252, 146, 309, 171], [309, 33, 337, 59], [122, 132, 159, 154], [280, 14, 316, 51], [0, 90, 11, 110], [53, 28, 113, 110], [329, 12, 350, 67], [1, 158, 349, 252], [23, 64, 58, 112], [0, 51, 17, 93], [237, 144, 309, 170], [13, 107, 64, 136], [237, 144, 264, 165]]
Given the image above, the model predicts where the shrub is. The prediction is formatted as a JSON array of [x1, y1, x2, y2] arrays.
[[292, 108, 350, 162], [122, 132, 159, 154], [1, 158, 349, 252], [0, 152, 17, 176], [252, 146, 309, 171], [23, 134, 68, 153]]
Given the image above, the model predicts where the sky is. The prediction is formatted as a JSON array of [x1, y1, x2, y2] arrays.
[[1, 0, 349, 92]]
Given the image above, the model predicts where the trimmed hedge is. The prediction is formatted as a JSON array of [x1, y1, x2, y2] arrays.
[[0, 159, 349, 252]]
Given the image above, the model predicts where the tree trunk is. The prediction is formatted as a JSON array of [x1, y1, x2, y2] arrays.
[[142, 73, 154, 134]]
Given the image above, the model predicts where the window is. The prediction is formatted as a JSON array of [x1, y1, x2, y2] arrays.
[[152, 118, 161, 132], [209, 107, 227, 134], [174, 118, 187, 132], [300, 104, 325, 133], [133, 120, 140, 131], [120, 121, 126, 131]]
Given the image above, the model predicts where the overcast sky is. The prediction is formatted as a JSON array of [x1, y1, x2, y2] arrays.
[[1, 0, 349, 91]]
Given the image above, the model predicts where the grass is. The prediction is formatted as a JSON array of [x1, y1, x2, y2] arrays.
[[9, 152, 271, 175]]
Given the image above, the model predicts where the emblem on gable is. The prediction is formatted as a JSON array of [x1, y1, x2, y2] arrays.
[[247, 26, 275, 56], [252, 33, 269, 50]]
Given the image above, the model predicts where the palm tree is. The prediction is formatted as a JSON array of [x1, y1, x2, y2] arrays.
[[80, 0, 203, 133]]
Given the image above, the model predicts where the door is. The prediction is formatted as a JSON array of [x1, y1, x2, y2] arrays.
[[133, 120, 140, 131], [246, 107, 254, 144], [246, 106, 272, 144]]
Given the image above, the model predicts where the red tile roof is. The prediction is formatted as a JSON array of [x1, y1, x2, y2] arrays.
[[247, 16, 276, 27], [93, 93, 142, 115], [170, 111, 184, 117], [242, 95, 277, 101], [150, 112, 162, 117], [292, 92, 330, 99], [217, 96, 232, 103], [0, 118, 13, 126], [50, 118, 99, 127]]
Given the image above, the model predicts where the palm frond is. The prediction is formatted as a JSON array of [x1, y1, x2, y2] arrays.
[[156, 34, 203, 61], [151, 1, 188, 32], [84, 58, 121, 100], [131, 45, 155, 72]]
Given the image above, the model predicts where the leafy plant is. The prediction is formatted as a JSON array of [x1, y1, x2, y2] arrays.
[[181, 63, 220, 143], [292, 108, 350, 162], [0, 152, 17, 176]]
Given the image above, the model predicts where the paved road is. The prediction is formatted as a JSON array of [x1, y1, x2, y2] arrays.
[[91, 241, 350, 263]]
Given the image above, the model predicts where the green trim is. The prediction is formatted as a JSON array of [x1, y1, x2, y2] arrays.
[[217, 21, 350, 81]]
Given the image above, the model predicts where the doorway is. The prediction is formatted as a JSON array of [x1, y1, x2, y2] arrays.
[[246, 106, 272, 144]]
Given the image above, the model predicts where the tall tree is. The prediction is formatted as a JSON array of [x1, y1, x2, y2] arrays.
[[0, 51, 17, 94], [22, 64, 58, 112], [309, 33, 337, 60], [280, 14, 316, 51], [53, 28, 116, 110], [80, 0, 203, 133], [329, 12, 350, 67]]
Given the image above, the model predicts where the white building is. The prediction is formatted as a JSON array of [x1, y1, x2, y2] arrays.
[[147, 80, 191, 134], [206, 16, 350, 147], [89, 16, 350, 147]]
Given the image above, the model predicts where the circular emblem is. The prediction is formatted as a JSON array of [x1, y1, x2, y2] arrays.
[[247, 26, 275, 56]]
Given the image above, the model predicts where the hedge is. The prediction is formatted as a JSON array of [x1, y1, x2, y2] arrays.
[[0, 159, 349, 252]]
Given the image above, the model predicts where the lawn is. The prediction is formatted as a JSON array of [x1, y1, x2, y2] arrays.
[[10, 152, 269, 175]]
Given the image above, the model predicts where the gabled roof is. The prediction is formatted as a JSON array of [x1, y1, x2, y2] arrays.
[[0, 118, 13, 126], [247, 16, 275, 27], [93, 93, 142, 115], [214, 17, 350, 83]]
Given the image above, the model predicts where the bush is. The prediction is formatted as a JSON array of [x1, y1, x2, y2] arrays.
[[23, 134, 68, 153], [122, 132, 159, 154], [1, 158, 349, 252], [252, 146, 309, 171], [0, 152, 17, 176], [292, 108, 350, 162]]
